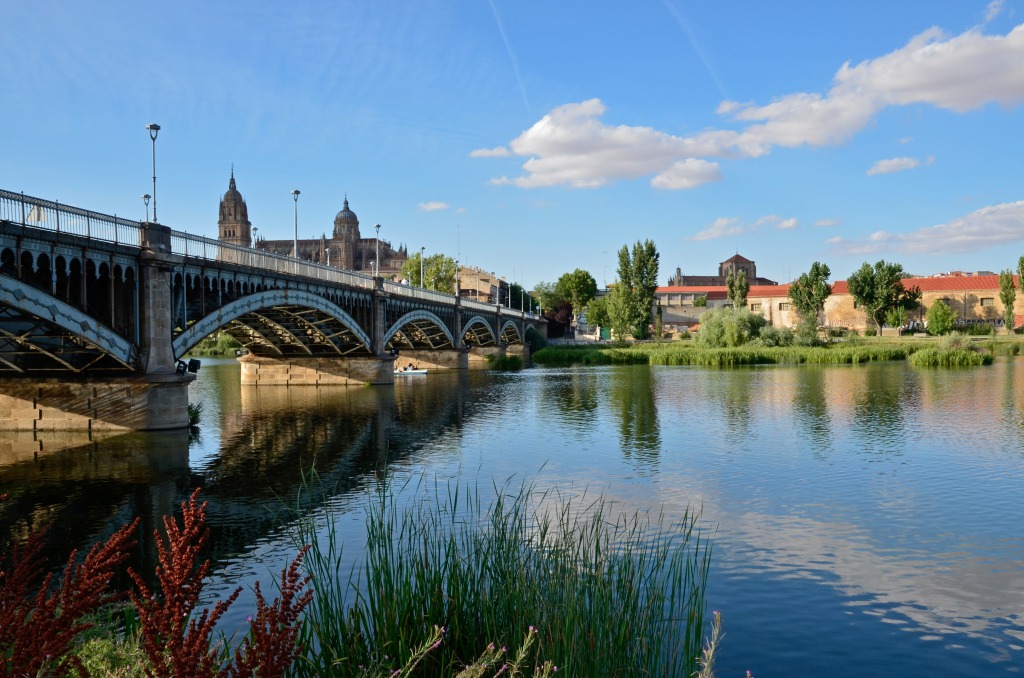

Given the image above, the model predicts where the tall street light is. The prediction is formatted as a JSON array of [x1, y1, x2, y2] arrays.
[[420, 246, 425, 288], [291, 189, 300, 258], [141, 194, 150, 223], [374, 224, 381, 278], [145, 124, 160, 222]]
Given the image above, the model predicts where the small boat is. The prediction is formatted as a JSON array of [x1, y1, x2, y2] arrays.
[[394, 367, 427, 375]]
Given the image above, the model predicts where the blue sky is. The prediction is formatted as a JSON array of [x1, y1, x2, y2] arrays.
[[3, 1, 1024, 288]]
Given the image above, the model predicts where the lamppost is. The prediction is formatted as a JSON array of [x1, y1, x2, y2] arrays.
[[145, 123, 160, 222], [141, 194, 150, 223], [374, 224, 381, 278], [252, 226, 258, 246], [291, 189, 300, 258], [420, 246, 425, 289]]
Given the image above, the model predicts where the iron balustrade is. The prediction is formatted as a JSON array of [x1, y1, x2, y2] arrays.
[[1, 188, 540, 317], [0, 188, 142, 246]]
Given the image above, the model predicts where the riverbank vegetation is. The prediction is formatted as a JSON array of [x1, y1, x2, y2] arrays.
[[535, 332, 1017, 368], [1, 479, 713, 676], [187, 331, 242, 357]]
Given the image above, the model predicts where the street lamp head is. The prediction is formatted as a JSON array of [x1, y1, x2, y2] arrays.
[[375, 223, 380, 234], [146, 123, 160, 140], [142, 194, 150, 205], [291, 189, 300, 199]]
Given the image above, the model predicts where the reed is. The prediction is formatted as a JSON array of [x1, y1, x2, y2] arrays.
[[292, 477, 711, 677], [534, 343, 918, 367], [908, 347, 992, 367], [485, 354, 524, 371]]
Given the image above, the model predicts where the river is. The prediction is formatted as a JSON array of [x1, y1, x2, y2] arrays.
[[2, 359, 1023, 676]]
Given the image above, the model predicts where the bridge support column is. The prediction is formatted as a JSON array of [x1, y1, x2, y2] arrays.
[[238, 354, 397, 386], [395, 349, 468, 371], [467, 346, 504, 369]]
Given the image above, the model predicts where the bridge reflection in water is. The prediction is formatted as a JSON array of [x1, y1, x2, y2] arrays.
[[0, 362, 474, 584]]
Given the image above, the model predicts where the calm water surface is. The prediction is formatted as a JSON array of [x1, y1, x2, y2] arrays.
[[2, 359, 1023, 676]]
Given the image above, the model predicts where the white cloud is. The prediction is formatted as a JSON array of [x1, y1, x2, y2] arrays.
[[754, 214, 798, 229], [689, 216, 746, 241], [867, 156, 921, 175], [829, 200, 1024, 255], [815, 219, 842, 227], [475, 24, 1024, 189], [986, 0, 1006, 23], [418, 201, 449, 212], [651, 159, 721, 189], [470, 146, 511, 158]]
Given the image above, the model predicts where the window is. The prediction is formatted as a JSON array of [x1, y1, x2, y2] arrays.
[[779, 302, 791, 311], [981, 297, 995, 307], [750, 303, 762, 312]]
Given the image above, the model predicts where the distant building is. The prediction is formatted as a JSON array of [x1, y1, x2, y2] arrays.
[[216, 172, 408, 278], [667, 253, 777, 287]]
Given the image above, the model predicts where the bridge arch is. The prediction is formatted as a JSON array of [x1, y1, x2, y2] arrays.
[[172, 288, 373, 359], [384, 310, 456, 349], [462, 315, 497, 346], [500, 320, 523, 345], [0, 276, 134, 369]]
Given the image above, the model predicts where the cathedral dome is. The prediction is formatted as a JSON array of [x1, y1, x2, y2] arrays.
[[223, 173, 244, 203], [335, 197, 358, 224]]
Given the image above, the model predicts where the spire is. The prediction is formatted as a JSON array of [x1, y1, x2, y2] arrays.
[[229, 164, 236, 191]]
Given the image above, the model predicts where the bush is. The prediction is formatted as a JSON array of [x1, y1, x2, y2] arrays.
[[926, 300, 957, 335], [756, 325, 795, 347], [695, 309, 768, 348], [864, 327, 877, 336], [963, 323, 995, 336]]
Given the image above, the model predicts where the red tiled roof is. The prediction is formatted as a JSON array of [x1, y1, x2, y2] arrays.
[[834, 275, 1013, 293]]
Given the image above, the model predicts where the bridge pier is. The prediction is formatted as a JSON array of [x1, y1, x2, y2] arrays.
[[0, 374, 192, 431], [395, 349, 469, 371], [238, 353, 397, 386]]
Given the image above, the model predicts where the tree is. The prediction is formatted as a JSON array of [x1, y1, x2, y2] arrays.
[[999, 269, 1016, 334], [615, 240, 660, 339], [846, 260, 921, 333], [725, 268, 750, 309], [788, 262, 832, 327], [555, 269, 598, 329], [532, 281, 563, 314], [400, 253, 458, 293], [926, 299, 957, 335], [606, 284, 632, 341], [586, 294, 610, 331]]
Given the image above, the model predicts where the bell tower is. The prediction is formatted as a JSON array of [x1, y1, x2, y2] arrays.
[[218, 168, 253, 248]]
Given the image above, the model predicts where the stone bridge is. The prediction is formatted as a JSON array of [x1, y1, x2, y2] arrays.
[[0, 189, 546, 430]]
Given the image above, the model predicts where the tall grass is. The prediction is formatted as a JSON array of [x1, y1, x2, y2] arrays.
[[534, 343, 918, 367], [293, 477, 711, 677]]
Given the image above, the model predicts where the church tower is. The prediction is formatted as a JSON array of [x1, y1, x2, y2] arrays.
[[332, 196, 360, 270], [218, 169, 252, 248]]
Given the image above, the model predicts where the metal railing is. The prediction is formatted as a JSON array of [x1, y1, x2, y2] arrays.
[[1, 188, 540, 318], [0, 189, 143, 246]]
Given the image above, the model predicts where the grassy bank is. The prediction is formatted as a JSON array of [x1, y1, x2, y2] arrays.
[[534, 341, 919, 367]]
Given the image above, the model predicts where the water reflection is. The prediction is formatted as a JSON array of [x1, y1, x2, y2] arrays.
[[792, 367, 832, 454], [607, 366, 660, 464]]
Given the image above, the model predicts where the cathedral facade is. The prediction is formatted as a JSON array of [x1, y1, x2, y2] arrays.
[[216, 172, 408, 277]]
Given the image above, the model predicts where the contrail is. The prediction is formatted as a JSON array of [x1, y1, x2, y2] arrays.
[[488, 0, 531, 112], [659, 0, 729, 101]]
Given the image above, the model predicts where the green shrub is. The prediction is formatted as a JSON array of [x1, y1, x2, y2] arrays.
[[926, 300, 957, 335], [864, 327, 877, 337], [696, 309, 768, 348], [757, 325, 795, 347], [964, 323, 995, 336]]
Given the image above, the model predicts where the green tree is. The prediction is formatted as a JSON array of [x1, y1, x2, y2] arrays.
[[556, 269, 598, 329], [999, 269, 1016, 334], [846, 260, 921, 333], [926, 299, 957, 335], [532, 281, 563, 314], [788, 262, 832, 327], [401, 253, 458, 293], [606, 284, 632, 341], [725, 268, 750, 309], [693, 294, 707, 308], [615, 240, 660, 339], [586, 294, 610, 330]]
